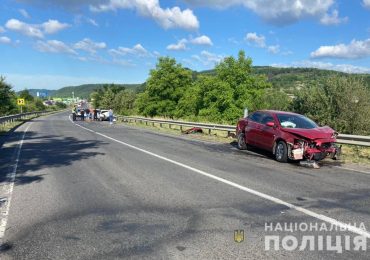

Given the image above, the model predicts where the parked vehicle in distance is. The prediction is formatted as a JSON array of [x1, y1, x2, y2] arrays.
[[98, 109, 116, 121], [236, 110, 341, 162]]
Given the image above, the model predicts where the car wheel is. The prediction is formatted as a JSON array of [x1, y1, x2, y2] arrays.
[[237, 133, 247, 150], [275, 141, 288, 163]]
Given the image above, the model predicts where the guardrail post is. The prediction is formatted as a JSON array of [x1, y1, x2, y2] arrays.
[[180, 125, 183, 132], [208, 129, 211, 135], [169, 124, 171, 129], [159, 123, 162, 128]]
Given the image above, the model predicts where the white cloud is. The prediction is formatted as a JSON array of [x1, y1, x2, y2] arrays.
[[364, 0, 370, 8], [35, 40, 77, 54], [15, 0, 104, 10], [42, 19, 70, 34], [109, 43, 150, 57], [86, 18, 98, 27], [311, 39, 370, 59], [267, 45, 280, 54], [245, 32, 265, 47], [5, 19, 43, 38], [184, 0, 343, 26], [167, 39, 187, 51], [167, 35, 213, 51], [320, 9, 348, 25], [192, 50, 224, 67], [0, 36, 11, 44], [5, 18, 69, 38], [190, 35, 213, 46], [90, 0, 199, 30], [271, 60, 370, 74], [111, 58, 136, 67], [245, 32, 283, 54], [0, 26, 5, 33], [74, 15, 99, 27], [19, 9, 30, 19], [74, 38, 106, 54]]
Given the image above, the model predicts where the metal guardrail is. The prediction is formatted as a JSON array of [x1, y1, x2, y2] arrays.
[[120, 116, 235, 135], [0, 111, 49, 126], [120, 116, 370, 147]]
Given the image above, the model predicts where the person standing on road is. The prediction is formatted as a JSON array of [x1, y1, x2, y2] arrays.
[[109, 108, 113, 125], [93, 108, 98, 121], [81, 109, 85, 121], [85, 108, 90, 122], [72, 106, 77, 121]]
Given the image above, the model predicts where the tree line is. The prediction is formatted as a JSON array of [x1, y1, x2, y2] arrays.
[[0, 76, 66, 116], [92, 50, 370, 135]]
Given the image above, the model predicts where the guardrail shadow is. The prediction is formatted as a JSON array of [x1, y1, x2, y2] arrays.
[[0, 131, 107, 186]]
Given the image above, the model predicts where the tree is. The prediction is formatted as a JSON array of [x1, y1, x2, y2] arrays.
[[261, 89, 291, 111], [113, 90, 136, 115], [100, 87, 115, 109], [292, 76, 370, 135], [19, 89, 34, 102], [92, 84, 126, 109], [176, 50, 271, 124], [136, 57, 192, 118], [0, 76, 17, 116]]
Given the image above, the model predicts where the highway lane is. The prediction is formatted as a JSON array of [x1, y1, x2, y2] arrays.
[[0, 112, 369, 259]]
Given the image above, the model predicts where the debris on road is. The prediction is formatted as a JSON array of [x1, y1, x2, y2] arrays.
[[183, 127, 203, 134], [299, 160, 320, 169]]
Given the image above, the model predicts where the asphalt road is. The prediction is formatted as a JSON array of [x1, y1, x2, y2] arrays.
[[0, 112, 369, 259]]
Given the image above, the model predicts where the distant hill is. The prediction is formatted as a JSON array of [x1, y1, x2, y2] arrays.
[[197, 66, 370, 92], [53, 83, 143, 98], [24, 83, 144, 99]]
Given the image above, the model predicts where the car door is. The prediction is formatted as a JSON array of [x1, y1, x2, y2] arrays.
[[258, 113, 277, 150], [245, 112, 263, 146]]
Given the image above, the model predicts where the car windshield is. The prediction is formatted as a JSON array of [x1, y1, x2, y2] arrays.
[[277, 114, 318, 129]]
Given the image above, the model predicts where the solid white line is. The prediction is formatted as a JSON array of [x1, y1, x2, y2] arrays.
[[70, 118, 370, 239], [0, 123, 32, 240]]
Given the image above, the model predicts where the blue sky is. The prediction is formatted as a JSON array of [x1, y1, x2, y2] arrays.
[[0, 0, 369, 91]]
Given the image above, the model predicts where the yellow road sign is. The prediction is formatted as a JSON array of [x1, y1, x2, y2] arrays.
[[17, 98, 25, 106]]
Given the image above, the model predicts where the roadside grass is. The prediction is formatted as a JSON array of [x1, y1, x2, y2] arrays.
[[122, 120, 233, 143], [122, 120, 370, 166], [340, 145, 370, 165], [0, 117, 35, 135]]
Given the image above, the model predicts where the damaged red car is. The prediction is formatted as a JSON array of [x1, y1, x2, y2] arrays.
[[236, 110, 341, 162]]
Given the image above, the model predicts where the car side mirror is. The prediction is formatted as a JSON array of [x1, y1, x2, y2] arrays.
[[266, 121, 275, 127]]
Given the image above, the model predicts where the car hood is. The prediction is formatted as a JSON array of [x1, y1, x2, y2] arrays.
[[281, 126, 334, 140]]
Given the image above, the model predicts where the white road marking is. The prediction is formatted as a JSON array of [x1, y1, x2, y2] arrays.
[[0, 123, 32, 241], [70, 118, 370, 239]]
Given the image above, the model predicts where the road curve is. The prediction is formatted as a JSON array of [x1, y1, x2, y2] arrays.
[[0, 112, 369, 259]]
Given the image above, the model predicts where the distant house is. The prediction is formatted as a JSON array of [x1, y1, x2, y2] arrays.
[[43, 100, 55, 106]]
